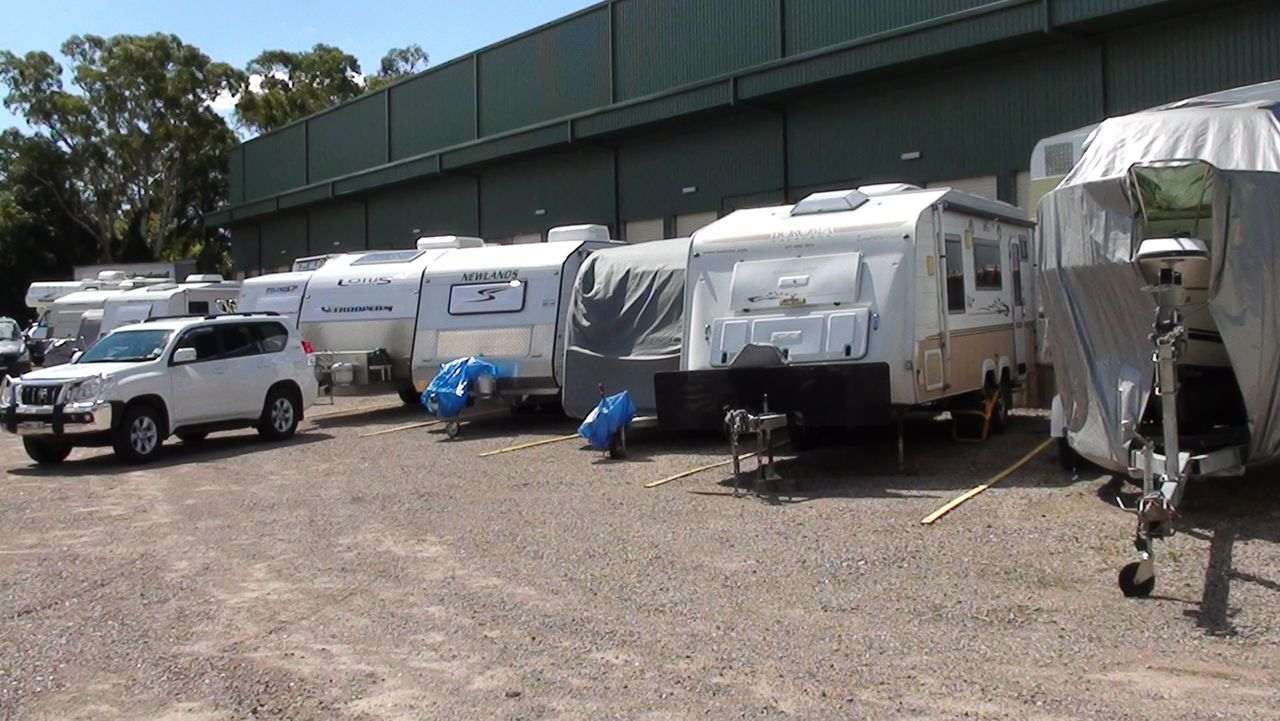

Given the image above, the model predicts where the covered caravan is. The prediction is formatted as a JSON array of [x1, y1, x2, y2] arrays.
[[411, 226, 618, 400], [562, 238, 690, 419], [1039, 79, 1280, 474]]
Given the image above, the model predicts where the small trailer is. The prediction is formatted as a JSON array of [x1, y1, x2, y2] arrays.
[[411, 225, 619, 432], [562, 237, 690, 421], [293, 236, 486, 404], [99, 276, 241, 336], [654, 184, 1034, 458]]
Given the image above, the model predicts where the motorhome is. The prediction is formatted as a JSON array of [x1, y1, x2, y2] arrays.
[[99, 275, 241, 336], [410, 225, 619, 408], [653, 184, 1034, 436], [562, 237, 690, 420], [1038, 79, 1280, 597], [292, 236, 486, 403]]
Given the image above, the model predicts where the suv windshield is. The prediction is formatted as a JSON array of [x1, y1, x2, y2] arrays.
[[78, 329, 172, 363], [0, 320, 19, 341]]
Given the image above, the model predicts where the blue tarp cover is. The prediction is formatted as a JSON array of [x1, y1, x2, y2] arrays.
[[423, 357, 498, 418], [578, 390, 636, 450]]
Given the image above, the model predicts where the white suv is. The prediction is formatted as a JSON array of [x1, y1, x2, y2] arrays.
[[1, 313, 318, 464]]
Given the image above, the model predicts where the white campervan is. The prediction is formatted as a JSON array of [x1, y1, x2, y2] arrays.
[[655, 184, 1034, 434], [99, 275, 241, 336], [410, 225, 619, 404]]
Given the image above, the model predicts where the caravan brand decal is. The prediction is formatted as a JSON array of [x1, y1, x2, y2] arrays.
[[320, 305, 395, 314], [468, 285, 519, 303], [265, 285, 300, 294], [460, 270, 519, 282], [337, 276, 394, 287]]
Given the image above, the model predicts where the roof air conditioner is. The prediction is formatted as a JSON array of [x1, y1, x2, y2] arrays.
[[547, 224, 611, 243], [417, 236, 486, 250]]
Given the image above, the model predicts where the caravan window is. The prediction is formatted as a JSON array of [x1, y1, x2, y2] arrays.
[[944, 235, 965, 314], [973, 240, 1003, 291], [188, 301, 210, 314]]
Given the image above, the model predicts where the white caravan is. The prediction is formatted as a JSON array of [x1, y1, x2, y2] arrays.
[[291, 237, 485, 403], [25, 282, 89, 314], [654, 184, 1034, 434], [410, 225, 619, 404], [99, 275, 241, 336]]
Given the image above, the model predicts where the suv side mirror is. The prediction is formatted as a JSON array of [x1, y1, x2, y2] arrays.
[[70, 351, 84, 363], [30, 327, 48, 340], [172, 347, 198, 365]]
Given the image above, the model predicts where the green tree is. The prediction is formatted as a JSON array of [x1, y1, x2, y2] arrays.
[[367, 44, 429, 92], [0, 33, 243, 264], [0, 130, 98, 320], [234, 44, 363, 135]]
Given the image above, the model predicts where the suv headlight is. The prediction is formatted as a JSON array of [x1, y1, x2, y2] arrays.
[[66, 376, 111, 404]]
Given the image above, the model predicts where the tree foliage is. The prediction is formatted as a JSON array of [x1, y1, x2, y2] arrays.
[[234, 44, 364, 135], [367, 45, 429, 92], [0, 33, 243, 264], [236, 44, 429, 132]]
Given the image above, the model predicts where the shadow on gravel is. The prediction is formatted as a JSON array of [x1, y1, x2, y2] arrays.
[[307, 405, 419, 430], [694, 415, 1065, 500], [1101, 466, 1280, 636], [6, 431, 332, 477]]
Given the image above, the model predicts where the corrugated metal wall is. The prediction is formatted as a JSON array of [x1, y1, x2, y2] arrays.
[[786, 42, 1103, 190], [229, 225, 259, 276], [389, 59, 477, 161], [307, 200, 367, 254], [479, 149, 615, 239], [243, 125, 306, 200], [617, 114, 784, 221], [478, 8, 611, 136], [613, 0, 779, 100], [366, 176, 480, 249], [1103, 0, 1280, 114], [308, 94, 388, 183], [784, 0, 995, 55], [258, 214, 309, 273]]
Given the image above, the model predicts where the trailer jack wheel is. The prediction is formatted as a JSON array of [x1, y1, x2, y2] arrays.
[[1119, 559, 1155, 598], [607, 431, 626, 460], [445, 420, 461, 440]]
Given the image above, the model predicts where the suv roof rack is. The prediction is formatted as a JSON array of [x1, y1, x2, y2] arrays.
[[141, 311, 281, 324]]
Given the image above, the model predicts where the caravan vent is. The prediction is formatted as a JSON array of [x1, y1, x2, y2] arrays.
[[416, 236, 486, 250], [857, 183, 922, 196], [1044, 142, 1077, 177], [791, 189, 870, 216], [547, 224, 611, 243], [184, 274, 224, 283]]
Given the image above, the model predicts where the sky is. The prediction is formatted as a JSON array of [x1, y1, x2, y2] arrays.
[[0, 0, 599, 135]]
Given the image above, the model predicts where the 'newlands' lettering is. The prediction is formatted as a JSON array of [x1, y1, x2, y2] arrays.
[[460, 270, 519, 282]]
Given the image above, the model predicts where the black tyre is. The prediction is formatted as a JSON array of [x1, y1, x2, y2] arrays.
[[177, 431, 209, 444], [1119, 561, 1156, 598], [23, 437, 72, 464], [112, 403, 165, 464], [398, 385, 422, 407], [258, 386, 300, 441], [989, 377, 1013, 434], [1057, 436, 1080, 472]]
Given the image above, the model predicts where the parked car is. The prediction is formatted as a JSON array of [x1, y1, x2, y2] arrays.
[[0, 318, 33, 378], [0, 313, 317, 464]]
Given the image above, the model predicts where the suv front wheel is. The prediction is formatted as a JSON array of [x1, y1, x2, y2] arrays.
[[113, 403, 165, 464], [258, 387, 300, 441], [23, 437, 72, 465]]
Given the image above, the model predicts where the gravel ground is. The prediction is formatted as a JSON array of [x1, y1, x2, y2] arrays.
[[2, 395, 1279, 720]]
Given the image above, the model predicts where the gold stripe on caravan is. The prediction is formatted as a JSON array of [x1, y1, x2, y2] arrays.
[[917, 325, 1016, 401]]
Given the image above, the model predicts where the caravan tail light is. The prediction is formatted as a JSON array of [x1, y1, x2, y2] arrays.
[[301, 340, 315, 354]]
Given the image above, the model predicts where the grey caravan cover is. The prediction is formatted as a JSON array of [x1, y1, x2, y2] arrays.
[[1038, 80, 1280, 471], [562, 238, 690, 419]]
